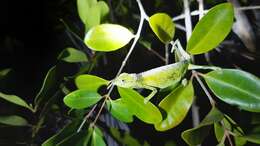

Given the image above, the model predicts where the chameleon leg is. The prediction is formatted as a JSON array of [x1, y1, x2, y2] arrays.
[[143, 85, 157, 104]]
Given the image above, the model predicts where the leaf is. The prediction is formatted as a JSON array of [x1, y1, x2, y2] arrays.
[[0, 115, 28, 126], [42, 120, 81, 146], [77, 0, 97, 26], [56, 130, 92, 146], [64, 89, 102, 109], [58, 48, 88, 63], [214, 115, 246, 146], [182, 107, 224, 146], [187, 3, 234, 55], [75, 74, 109, 91], [91, 127, 106, 146], [84, 24, 134, 52], [149, 13, 175, 44], [0, 68, 11, 80], [107, 99, 134, 123], [118, 87, 162, 124], [0, 92, 34, 112], [203, 69, 260, 112], [85, 4, 101, 31], [97, 1, 109, 21], [155, 82, 194, 131]]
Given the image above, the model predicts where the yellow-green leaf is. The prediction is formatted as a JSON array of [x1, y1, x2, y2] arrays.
[[84, 24, 134, 52], [75, 74, 108, 91]]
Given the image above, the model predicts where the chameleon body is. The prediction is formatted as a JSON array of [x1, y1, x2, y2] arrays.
[[112, 60, 189, 103]]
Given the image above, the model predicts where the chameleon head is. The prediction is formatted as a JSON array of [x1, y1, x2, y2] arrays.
[[112, 73, 137, 88]]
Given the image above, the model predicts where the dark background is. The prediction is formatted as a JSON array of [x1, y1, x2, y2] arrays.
[[1, 0, 260, 146]]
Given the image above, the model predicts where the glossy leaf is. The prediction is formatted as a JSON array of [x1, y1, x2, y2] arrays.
[[91, 127, 106, 146], [84, 24, 134, 51], [75, 74, 108, 91], [58, 48, 88, 63], [0, 115, 28, 126], [107, 99, 134, 123], [0, 92, 34, 112], [42, 120, 81, 146], [149, 13, 175, 44], [187, 3, 234, 54], [118, 87, 162, 124], [85, 5, 101, 31], [182, 107, 224, 146], [155, 82, 194, 131], [203, 69, 260, 112], [77, 0, 97, 26], [64, 89, 102, 109]]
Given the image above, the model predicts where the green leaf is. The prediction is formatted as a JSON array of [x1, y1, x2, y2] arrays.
[[149, 13, 175, 44], [0, 92, 34, 112], [97, 1, 109, 21], [91, 127, 106, 146], [77, 0, 97, 26], [85, 4, 101, 31], [203, 69, 260, 112], [64, 89, 102, 109], [182, 107, 224, 146], [107, 99, 134, 123], [214, 115, 246, 146], [58, 48, 88, 63], [0, 115, 28, 126], [84, 24, 134, 52], [0, 68, 11, 80], [56, 130, 92, 146], [118, 87, 162, 124], [155, 82, 194, 131], [42, 120, 81, 146], [187, 3, 234, 54], [75, 74, 108, 91]]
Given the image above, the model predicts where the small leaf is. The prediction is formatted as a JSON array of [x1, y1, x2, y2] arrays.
[[85, 5, 101, 31], [56, 130, 92, 146], [155, 82, 194, 131], [182, 107, 224, 146], [149, 13, 175, 44], [97, 1, 109, 21], [64, 89, 102, 109], [0, 115, 28, 126], [84, 24, 134, 52], [118, 87, 162, 124], [107, 99, 134, 123], [58, 48, 88, 63], [187, 3, 234, 54], [75, 74, 108, 91], [42, 120, 81, 146], [203, 69, 260, 112], [77, 0, 97, 26], [0, 92, 33, 112], [91, 127, 106, 146], [0, 68, 11, 80]]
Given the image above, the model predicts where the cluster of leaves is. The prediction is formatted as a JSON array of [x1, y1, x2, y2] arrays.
[[0, 0, 260, 146]]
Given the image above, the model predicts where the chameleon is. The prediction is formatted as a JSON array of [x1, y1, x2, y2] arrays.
[[109, 40, 191, 103]]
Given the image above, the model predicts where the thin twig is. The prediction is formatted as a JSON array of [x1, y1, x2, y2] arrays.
[[145, 48, 166, 62], [173, 5, 260, 21], [90, 96, 109, 128], [193, 71, 216, 106], [183, 0, 192, 40], [77, 104, 97, 132], [165, 43, 169, 65], [107, 0, 148, 96]]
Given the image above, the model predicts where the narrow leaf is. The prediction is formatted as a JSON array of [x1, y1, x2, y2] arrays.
[[84, 24, 134, 52], [118, 87, 162, 124], [75, 74, 108, 91], [149, 13, 175, 44], [0, 68, 11, 80], [182, 107, 224, 146], [91, 127, 106, 146], [0, 92, 33, 112], [203, 69, 260, 112], [64, 89, 102, 109], [187, 3, 234, 54], [155, 82, 194, 131], [58, 48, 88, 63], [0, 115, 28, 126]]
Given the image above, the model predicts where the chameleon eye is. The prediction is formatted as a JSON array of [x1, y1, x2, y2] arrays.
[[121, 79, 125, 83]]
